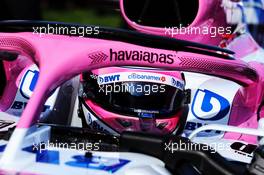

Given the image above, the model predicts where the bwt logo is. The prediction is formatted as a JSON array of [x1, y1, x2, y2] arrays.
[[191, 89, 230, 121], [20, 70, 39, 99], [172, 78, 184, 89], [98, 74, 120, 84]]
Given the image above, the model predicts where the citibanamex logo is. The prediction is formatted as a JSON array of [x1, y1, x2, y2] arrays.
[[161, 76, 166, 82]]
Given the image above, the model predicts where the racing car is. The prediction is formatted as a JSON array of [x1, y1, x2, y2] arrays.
[[115, 0, 264, 163], [0, 20, 263, 175], [0, 0, 264, 174]]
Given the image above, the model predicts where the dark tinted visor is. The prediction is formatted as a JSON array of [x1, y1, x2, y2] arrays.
[[82, 72, 185, 118]]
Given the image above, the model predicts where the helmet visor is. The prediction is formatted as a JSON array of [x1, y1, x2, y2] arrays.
[[82, 72, 185, 118]]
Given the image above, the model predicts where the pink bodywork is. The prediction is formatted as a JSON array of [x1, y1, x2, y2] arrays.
[[0, 56, 32, 111], [120, 0, 228, 45], [0, 32, 262, 144], [225, 61, 264, 143], [120, 0, 264, 143]]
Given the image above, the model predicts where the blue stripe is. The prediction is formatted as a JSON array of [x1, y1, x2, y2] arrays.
[[65, 155, 130, 173], [0, 145, 6, 152], [23, 145, 60, 165]]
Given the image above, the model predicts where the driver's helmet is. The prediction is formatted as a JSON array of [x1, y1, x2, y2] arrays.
[[78, 67, 189, 135]]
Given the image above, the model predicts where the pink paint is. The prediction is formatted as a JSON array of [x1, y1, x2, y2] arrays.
[[120, 0, 228, 45], [0, 32, 262, 145], [0, 55, 32, 111]]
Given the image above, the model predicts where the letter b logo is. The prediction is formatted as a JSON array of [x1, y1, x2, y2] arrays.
[[191, 89, 230, 121], [20, 70, 39, 99]]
